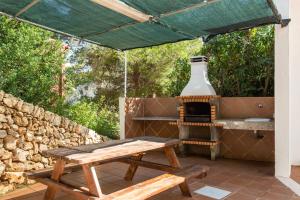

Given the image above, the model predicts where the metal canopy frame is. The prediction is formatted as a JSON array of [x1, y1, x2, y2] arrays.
[[0, 0, 290, 50]]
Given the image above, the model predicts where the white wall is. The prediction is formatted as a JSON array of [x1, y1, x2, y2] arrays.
[[275, 0, 300, 177], [289, 0, 300, 166], [275, 22, 290, 177]]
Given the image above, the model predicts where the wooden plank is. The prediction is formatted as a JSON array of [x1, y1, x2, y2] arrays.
[[164, 146, 190, 195], [120, 159, 178, 173], [124, 154, 143, 181], [174, 165, 209, 179], [43, 159, 65, 200], [100, 165, 208, 200], [175, 165, 209, 197], [121, 158, 209, 177], [164, 147, 181, 168], [91, 0, 151, 22], [82, 164, 103, 197], [37, 178, 93, 200], [102, 173, 185, 200], [57, 165, 208, 200], [179, 180, 192, 197], [44, 137, 179, 165], [27, 163, 81, 179], [27, 158, 127, 181], [15, 0, 40, 17]]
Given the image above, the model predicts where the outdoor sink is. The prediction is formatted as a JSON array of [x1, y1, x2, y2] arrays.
[[244, 118, 272, 122]]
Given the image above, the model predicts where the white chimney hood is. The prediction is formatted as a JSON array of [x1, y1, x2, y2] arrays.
[[181, 56, 216, 96]]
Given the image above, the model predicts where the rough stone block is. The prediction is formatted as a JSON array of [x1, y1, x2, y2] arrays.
[[3, 95, 18, 108], [0, 106, 5, 114], [4, 135, 17, 150], [0, 114, 7, 123], [13, 149, 29, 162], [21, 103, 34, 114], [0, 130, 7, 139], [3, 172, 25, 184]]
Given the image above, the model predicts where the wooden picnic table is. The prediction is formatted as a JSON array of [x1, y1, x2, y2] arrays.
[[28, 136, 208, 200]]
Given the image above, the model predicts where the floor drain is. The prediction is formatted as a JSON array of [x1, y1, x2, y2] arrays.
[[194, 186, 231, 199]]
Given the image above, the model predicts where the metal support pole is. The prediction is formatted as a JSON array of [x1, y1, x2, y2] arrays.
[[124, 51, 127, 97]]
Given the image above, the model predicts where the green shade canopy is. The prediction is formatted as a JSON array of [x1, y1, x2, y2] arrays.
[[0, 0, 284, 50]]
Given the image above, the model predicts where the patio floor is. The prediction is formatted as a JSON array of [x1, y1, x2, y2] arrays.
[[1, 152, 299, 200]]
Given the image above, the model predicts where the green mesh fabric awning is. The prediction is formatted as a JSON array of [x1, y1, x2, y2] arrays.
[[0, 0, 284, 50]]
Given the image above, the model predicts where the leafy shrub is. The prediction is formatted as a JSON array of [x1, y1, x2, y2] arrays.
[[53, 98, 119, 139], [201, 26, 274, 97], [95, 107, 119, 139], [65, 101, 98, 130], [165, 26, 274, 97], [165, 58, 191, 96], [0, 16, 65, 107]]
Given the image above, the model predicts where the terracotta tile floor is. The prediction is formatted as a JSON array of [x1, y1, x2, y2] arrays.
[[1, 152, 299, 200], [291, 166, 300, 185]]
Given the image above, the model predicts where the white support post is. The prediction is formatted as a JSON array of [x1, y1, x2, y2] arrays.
[[119, 51, 128, 140], [288, 0, 300, 167], [274, 0, 291, 178], [124, 51, 127, 98], [119, 97, 126, 139], [275, 22, 290, 177], [275, 0, 300, 178]]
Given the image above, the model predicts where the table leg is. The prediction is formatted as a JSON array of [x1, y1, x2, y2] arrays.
[[82, 164, 103, 198], [164, 146, 192, 197], [164, 147, 181, 168], [179, 180, 192, 197], [124, 153, 143, 181], [43, 159, 65, 200]]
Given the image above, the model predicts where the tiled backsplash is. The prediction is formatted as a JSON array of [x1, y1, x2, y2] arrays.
[[124, 97, 275, 162], [220, 97, 274, 118]]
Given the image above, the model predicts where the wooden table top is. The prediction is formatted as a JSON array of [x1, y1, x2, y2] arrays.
[[43, 136, 179, 164]]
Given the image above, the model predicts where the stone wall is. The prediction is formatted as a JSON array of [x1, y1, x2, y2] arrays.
[[0, 91, 107, 194]]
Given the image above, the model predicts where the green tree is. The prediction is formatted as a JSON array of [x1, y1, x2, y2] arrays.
[[127, 40, 201, 97], [202, 26, 274, 97], [59, 97, 119, 139], [71, 39, 201, 104], [166, 26, 274, 97], [70, 46, 124, 107], [165, 58, 191, 97], [66, 40, 201, 139], [0, 16, 65, 107]]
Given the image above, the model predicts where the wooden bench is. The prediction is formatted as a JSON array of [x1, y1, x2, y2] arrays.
[[28, 164, 208, 200], [101, 165, 208, 200], [27, 137, 209, 200]]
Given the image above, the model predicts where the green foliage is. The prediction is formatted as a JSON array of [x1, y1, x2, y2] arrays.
[[64, 101, 98, 129], [127, 40, 201, 97], [201, 26, 274, 96], [95, 106, 119, 139], [71, 39, 201, 102], [0, 15, 274, 139], [165, 58, 191, 97], [0, 16, 65, 107], [54, 97, 119, 139], [65, 40, 201, 138], [93, 96, 119, 139], [165, 26, 275, 97], [70, 46, 124, 107]]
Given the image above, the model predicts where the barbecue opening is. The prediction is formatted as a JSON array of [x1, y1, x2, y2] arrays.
[[184, 102, 211, 122]]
